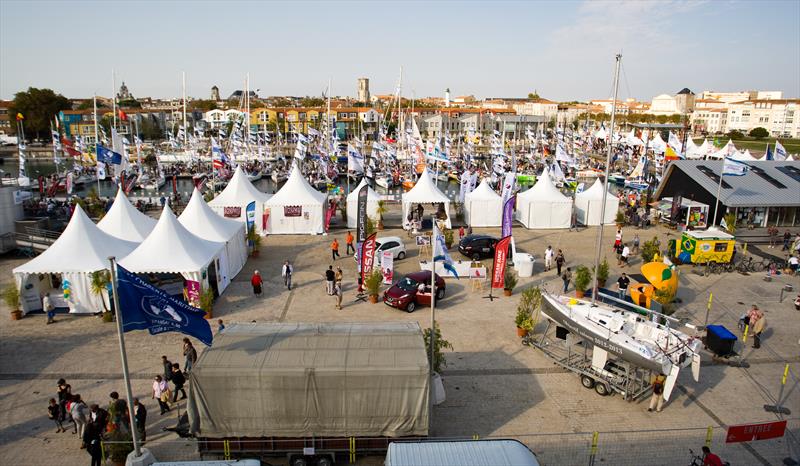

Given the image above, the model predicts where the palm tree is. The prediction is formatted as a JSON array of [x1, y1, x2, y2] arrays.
[[376, 200, 387, 230], [90, 270, 110, 313]]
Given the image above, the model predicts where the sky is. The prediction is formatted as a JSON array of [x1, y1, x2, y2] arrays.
[[1, 0, 799, 102]]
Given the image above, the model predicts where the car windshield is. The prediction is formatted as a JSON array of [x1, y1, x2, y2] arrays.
[[397, 277, 418, 291]]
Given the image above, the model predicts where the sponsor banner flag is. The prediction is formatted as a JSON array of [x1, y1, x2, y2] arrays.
[[356, 184, 368, 243], [115, 264, 212, 346], [501, 195, 515, 238], [491, 236, 512, 289], [381, 251, 394, 285], [246, 201, 256, 234], [360, 232, 377, 285]]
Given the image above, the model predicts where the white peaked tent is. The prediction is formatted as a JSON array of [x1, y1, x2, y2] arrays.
[[179, 188, 247, 290], [650, 133, 667, 153], [595, 127, 607, 140], [13, 205, 138, 314], [516, 168, 573, 229], [402, 167, 452, 229], [731, 149, 759, 161], [97, 189, 157, 242], [209, 165, 272, 234], [346, 178, 380, 228], [575, 178, 619, 226], [625, 129, 643, 146], [464, 179, 502, 227], [684, 138, 701, 159], [265, 163, 327, 234], [119, 206, 228, 293]]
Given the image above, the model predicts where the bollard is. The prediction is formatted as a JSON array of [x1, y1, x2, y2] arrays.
[[223, 439, 231, 460], [349, 436, 356, 464], [764, 364, 793, 415], [472, 434, 480, 440], [588, 431, 599, 466], [705, 426, 714, 448], [742, 324, 749, 344]]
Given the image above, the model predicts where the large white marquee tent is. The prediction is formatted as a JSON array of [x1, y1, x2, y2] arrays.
[[97, 189, 157, 242], [345, 178, 380, 228], [179, 188, 248, 289], [464, 179, 502, 227], [402, 168, 452, 229], [265, 164, 328, 234], [516, 168, 572, 229], [119, 206, 229, 293], [13, 205, 138, 314], [209, 166, 272, 234], [575, 179, 619, 226]]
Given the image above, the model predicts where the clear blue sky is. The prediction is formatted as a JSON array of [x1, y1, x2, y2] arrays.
[[1, 0, 798, 102]]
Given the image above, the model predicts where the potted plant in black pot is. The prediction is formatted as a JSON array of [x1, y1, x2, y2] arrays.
[[574, 265, 591, 298], [503, 269, 518, 296], [365, 269, 383, 303], [3, 285, 22, 320]]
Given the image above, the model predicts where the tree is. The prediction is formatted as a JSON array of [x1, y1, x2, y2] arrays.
[[8, 87, 71, 140], [749, 127, 769, 139], [117, 98, 141, 108], [191, 99, 218, 112], [527, 92, 540, 99], [727, 130, 745, 140], [300, 96, 324, 107]]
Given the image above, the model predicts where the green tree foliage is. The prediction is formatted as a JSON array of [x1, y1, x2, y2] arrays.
[[423, 320, 454, 373], [9, 87, 71, 140], [748, 127, 769, 139], [191, 99, 218, 112], [527, 92, 540, 99], [117, 98, 141, 108], [138, 117, 163, 141], [300, 96, 324, 107], [727, 130, 745, 140]]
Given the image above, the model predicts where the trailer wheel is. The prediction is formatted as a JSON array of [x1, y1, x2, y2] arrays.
[[290, 456, 308, 466], [595, 382, 610, 396], [580, 375, 595, 389], [317, 455, 334, 466]]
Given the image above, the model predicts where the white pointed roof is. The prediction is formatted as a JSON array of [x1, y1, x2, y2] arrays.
[[119, 206, 224, 274], [97, 189, 157, 242], [731, 149, 758, 161], [465, 179, 501, 201], [595, 127, 607, 140], [346, 178, 380, 202], [402, 167, 450, 204], [518, 168, 572, 203], [266, 163, 327, 206], [13, 205, 138, 275], [576, 178, 614, 201], [209, 165, 272, 208], [179, 188, 244, 242]]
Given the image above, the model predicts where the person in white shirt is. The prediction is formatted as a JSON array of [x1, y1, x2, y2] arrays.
[[788, 255, 799, 275], [621, 245, 630, 267], [281, 260, 293, 290], [544, 246, 554, 271]]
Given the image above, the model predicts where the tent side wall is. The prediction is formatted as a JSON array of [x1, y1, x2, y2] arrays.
[[346, 199, 379, 229], [526, 201, 572, 229], [209, 201, 268, 235], [402, 201, 452, 229], [465, 199, 502, 227], [14, 271, 108, 315], [266, 204, 325, 235]]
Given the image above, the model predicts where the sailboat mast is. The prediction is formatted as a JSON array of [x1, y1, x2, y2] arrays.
[[182, 71, 188, 148], [590, 53, 621, 305], [112, 70, 117, 131]]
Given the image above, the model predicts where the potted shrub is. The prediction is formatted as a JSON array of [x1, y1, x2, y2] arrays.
[[723, 212, 737, 234], [444, 228, 454, 249], [574, 265, 591, 298], [375, 200, 387, 230], [641, 237, 661, 263], [503, 269, 518, 296], [595, 258, 609, 288], [3, 285, 22, 320], [515, 287, 542, 337], [90, 270, 111, 319], [365, 269, 383, 303], [423, 320, 454, 373], [106, 429, 133, 466], [615, 210, 626, 227], [247, 229, 261, 257], [199, 288, 214, 319]]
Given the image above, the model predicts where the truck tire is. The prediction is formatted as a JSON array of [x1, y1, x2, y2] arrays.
[[317, 455, 334, 466], [581, 375, 595, 389], [290, 456, 308, 466], [595, 382, 610, 396]]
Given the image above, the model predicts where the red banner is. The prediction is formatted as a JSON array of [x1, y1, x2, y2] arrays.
[[172, 175, 178, 195], [324, 200, 337, 233], [360, 233, 377, 285], [491, 236, 512, 289], [726, 420, 786, 443], [284, 205, 302, 217]]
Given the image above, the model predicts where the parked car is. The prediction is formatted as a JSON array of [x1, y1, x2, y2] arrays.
[[383, 271, 446, 313], [458, 234, 499, 260], [377, 236, 407, 260]]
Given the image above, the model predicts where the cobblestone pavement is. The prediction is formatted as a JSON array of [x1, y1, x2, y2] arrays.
[[0, 210, 798, 465]]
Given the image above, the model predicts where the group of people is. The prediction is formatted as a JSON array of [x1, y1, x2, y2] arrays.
[[325, 265, 344, 310]]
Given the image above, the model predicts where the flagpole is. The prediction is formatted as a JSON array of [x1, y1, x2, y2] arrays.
[[713, 158, 724, 227], [429, 215, 437, 425], [107, 256, 142, 458]]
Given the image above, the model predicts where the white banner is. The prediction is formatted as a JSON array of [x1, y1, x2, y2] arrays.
[[381, 250, 394, 285]]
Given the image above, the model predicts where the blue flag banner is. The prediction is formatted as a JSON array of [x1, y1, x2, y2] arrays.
[[96, 144, 123, 165], [115, 265, 213, 346], [246, 201, 256, 234]]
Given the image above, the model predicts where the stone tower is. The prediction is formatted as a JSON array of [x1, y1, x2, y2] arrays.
[[211, 85, 220, 101], [357, 78, 370, 103]]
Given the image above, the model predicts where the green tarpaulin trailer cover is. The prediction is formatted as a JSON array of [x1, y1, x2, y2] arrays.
[[188, 322, 430, 438]]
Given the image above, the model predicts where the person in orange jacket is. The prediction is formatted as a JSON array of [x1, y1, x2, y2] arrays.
[[331, 238, 340, 260], [345, 231, 355, 255]]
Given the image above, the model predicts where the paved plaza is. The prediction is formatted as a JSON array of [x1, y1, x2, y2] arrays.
[[0, 209, 798, 465]]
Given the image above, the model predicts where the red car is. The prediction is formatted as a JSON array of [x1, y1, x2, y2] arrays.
[[383, 271, 446, 313]]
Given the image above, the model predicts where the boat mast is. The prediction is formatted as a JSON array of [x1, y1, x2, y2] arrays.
[[590, 53, 621, 305], [182, 71, 188, 148], [112, 69, 117, 133]]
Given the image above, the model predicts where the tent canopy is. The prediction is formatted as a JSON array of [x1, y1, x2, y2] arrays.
[[14, 204, 138, 275], [209, 165, 272, 208], [267, 163, 327, 207], [517, 168, 571, 203], [575, 178, 618, 225], [516, 168, 572, 229], [180, 188, 245, 242], [402, 168, 451, 228], [119, 206, 224, 275], [464, 179, 502, 227], [465, 179, 501, 201], [97, 189, 157, 242], [345, 178, 380, 228]]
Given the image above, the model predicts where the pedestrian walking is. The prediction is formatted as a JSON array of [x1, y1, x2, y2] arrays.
[[555, 250, 566, 276], [544, 245, 554, 271], [562, 267, 572, 293], [217, 319, 225, 333], [133, 398, 147, 442], [334, 281, 343, 310], [161, 356, 172, 382], [614, 228, 622, 249], [621, 244, 630, 267], [57, 378, 72, 426], [617, 273, 630, 300], [250, 270, 263, 296], [83, 422, 103, 466], [335, 266, 343, 286], [346, 231, 355, 255], [44, 292, 55, 324], [648, 373, 666, 412], [152, 375, 171, 415], [331, 238, 340, 260], [752, 311, 766, 349], [170, 363, 187, 402], [183, 338, 197, 372], [70, 394, 88, 446], [108, 391, 129, 431], [701, 446, 724, 466], [458, 226, 465, 241], [615, 242, 624, 265], [48, 398, 65, 433], [88, 404, 108, 434], [325, 266, 335, 295], [783, 231, 792, 251], [632, 233, 640, 254], [282, 260, 293, 290]]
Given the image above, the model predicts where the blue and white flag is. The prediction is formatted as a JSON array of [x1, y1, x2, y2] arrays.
[[96, 144, 122, 165], [433, 223, 458, 279], [115, 264, 213, 346], [722, 157, 748, 176], [774, 141, 787, 161]]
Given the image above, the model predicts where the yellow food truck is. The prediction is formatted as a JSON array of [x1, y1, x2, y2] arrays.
[[670, 228, 736, 264]]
